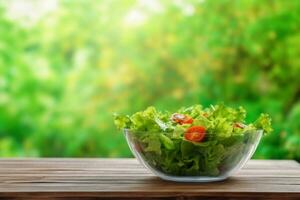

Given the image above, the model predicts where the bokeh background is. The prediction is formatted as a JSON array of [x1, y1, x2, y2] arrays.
[[0, 0, 299, 160]]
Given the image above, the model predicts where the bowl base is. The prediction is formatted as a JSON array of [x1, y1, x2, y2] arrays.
[[156, 174, 228, 182]]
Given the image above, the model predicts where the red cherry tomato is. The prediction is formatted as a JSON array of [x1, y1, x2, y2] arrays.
[[171, 113, 193, 124], [184, 126, 206, 142]]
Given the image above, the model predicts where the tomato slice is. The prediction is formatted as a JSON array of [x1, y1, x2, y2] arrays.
[[202, 113, 209, 117], [234, 123, 245, 129], [184, 126, 206, 142], [171, 113, 193, 124]]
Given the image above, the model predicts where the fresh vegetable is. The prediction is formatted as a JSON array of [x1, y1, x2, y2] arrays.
[[114, 104, 272, 176], [171, 113, 193, 124], [184, 126, 206, 142], [234, 122, 245, 129]]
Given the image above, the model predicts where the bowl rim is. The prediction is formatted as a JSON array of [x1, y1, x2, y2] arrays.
[[123, 128, 263, 136]]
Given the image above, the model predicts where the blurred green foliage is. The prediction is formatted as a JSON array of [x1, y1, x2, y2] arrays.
[[0, 0, 299, 160]]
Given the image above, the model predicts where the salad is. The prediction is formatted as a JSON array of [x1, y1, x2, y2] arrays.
[[114, 104, 272, 177]]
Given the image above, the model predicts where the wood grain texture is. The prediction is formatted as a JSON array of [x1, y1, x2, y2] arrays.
[[0, 159, 299, 199]]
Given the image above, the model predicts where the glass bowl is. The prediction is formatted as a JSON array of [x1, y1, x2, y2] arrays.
[[124, 129, 262, 182]]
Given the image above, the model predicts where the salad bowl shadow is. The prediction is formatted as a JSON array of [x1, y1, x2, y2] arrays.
[[124, 129, 263, 182]]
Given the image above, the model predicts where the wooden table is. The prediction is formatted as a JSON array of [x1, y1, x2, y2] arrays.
[[0, 159, 299, 199]]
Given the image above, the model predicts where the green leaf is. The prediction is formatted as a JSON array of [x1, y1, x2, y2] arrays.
[[254, 114, 273, 134], [159, 134, 175, 150]]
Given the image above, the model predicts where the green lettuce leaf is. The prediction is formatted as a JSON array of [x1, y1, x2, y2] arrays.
[[253, 113, 273, 134]]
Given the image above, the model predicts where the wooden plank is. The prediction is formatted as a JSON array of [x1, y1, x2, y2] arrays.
[[0, 159, 299, 199], [0, 159, 298, 171]]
